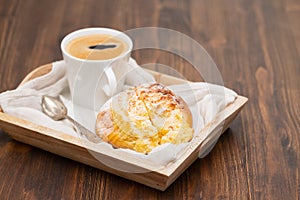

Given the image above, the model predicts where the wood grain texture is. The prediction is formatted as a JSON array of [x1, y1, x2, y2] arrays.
[[0, 0, 299, 199]]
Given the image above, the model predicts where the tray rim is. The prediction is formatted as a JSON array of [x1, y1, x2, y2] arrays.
[[0, 63, 248, 190]]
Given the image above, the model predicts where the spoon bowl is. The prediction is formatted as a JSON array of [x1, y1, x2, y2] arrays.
[[42, 95, 67, 120]]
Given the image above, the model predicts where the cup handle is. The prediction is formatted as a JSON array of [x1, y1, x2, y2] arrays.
[[102, 66, 117, 97]]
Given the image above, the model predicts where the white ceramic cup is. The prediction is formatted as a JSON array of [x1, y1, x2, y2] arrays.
[[61, 28, 133, 110]]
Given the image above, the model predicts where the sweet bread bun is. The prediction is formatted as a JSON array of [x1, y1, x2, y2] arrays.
[[96, 83, 194, 154]]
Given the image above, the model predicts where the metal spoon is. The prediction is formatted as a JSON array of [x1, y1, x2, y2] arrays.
[[41, 95, 101, 143]]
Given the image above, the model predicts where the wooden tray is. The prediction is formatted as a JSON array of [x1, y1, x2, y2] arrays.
[[0, 64, 248, 190]]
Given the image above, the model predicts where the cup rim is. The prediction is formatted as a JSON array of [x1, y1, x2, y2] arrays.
[[61, 27, 133, 63]]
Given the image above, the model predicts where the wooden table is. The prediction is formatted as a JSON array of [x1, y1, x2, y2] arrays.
[[0, 0, 299, 199]]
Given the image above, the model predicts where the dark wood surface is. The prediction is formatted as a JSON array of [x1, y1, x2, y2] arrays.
[[0, 0, 299, 199]]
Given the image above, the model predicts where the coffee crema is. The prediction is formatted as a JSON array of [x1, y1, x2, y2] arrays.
[[66, 34, 128, 60]]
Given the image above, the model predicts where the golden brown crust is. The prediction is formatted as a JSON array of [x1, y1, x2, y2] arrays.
[[96, 83, 194, 153], [177, 96, 193, 132], [95, 108, 114, 142]]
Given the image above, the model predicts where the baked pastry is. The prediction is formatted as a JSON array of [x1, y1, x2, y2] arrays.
[[96, 83, 194, 153]]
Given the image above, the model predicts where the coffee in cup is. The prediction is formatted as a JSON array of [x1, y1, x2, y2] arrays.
[[66, 34, 128, 60]]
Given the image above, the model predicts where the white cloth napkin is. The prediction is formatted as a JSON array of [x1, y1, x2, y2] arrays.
[[0, 61, 77, 134], [0, 58, 237, 167]]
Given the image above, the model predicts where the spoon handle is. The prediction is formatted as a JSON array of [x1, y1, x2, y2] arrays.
[[65, 115, 102, 143]]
